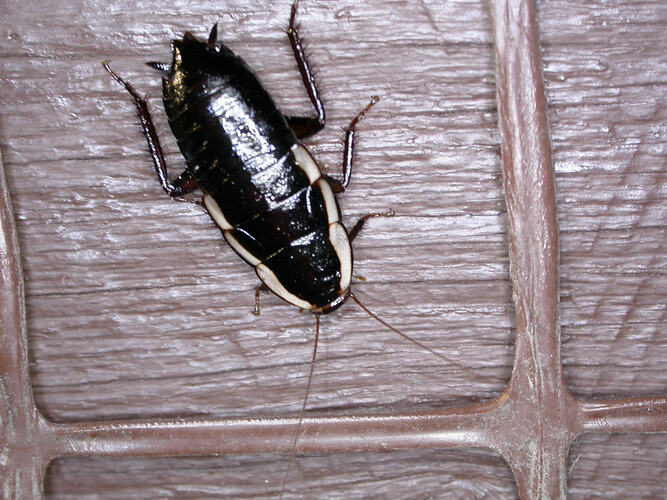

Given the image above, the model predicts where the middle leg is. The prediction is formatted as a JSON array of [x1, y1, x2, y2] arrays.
[[325, 96, 380, 194]]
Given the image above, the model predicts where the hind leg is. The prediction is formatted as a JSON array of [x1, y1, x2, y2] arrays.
[[103, 62, 197, 198], [284, 1, 326, 138]]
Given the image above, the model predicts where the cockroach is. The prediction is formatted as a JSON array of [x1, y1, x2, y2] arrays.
[[104, 0, 447, 495]]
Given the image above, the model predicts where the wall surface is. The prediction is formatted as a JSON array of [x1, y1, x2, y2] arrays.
[[0, 0, 664, 497]]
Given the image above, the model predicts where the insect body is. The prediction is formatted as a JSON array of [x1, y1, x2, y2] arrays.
[[104, 3, 377, 315], [104, 3, 447, 495], [164, 30, 353, 313]]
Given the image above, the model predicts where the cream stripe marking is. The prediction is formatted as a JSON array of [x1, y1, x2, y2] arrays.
[[291, 143, 321, 184], [223, 232, 261, 267], [329, 222, 352, 292], [256, 264, 314, 310], [203, 194, 233, 230], [316, 178, 339, 225], [292, 143, 340, 226]]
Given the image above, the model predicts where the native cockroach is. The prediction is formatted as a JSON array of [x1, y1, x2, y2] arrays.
[[104, 0, 446, 494], [103, 3, 385, 314]]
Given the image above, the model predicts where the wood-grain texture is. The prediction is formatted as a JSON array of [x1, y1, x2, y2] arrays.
[[0, 0, 664, 498]]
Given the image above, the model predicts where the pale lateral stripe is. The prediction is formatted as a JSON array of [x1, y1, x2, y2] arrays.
[[316, 178, 339, 225], [203, 194, 233, 230], [329, 222, 352, 292], [291, 143, 322, 184], [223, 232, 261, 267], [292, 144, 339, 226], [256, 264, 314, 310]]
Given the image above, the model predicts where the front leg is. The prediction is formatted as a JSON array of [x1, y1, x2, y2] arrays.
[[253, 284, 270, 315], [349, 209, 394, 242]]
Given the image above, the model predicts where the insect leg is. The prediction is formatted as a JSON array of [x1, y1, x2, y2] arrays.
[[253, 283, 270, 315], [325, 96, 380, 193], [286, 116, 324, 139], [102, 61, 196, 198], [285, 0, 325, 137], [348, 209, 394, 242]]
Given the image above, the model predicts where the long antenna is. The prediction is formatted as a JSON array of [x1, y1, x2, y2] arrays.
[[279, 314, 320, 499], [279, 292, 452, 497], [349, 291, 455, 365]]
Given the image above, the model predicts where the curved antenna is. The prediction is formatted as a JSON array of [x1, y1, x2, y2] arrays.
[[279, 314, 320, 499], [349, 291, 455, 365]]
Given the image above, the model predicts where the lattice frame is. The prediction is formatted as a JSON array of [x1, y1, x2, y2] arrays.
[[1, 0, 665, 498]]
